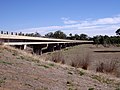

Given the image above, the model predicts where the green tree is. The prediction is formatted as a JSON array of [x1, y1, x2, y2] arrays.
[[53, 30, 67, 39], [45, 32, 54, 38], [34, 32, 41, 37], [69, 33, 72, 37], [74, 34, 80, 40], [116, 28, 120, 35], [93, 35, 101, 47], [79, 34, 88, 40]]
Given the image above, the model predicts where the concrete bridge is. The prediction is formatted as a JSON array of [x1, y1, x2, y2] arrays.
[[0, 33, 93, 55]]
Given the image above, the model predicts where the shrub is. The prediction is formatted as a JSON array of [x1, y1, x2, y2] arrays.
[[79, 53, 90, 70], [88, 88, 94, 90], [79, 70, 85, 76], [51, 52, 65, 64], [104, 59, 118, 73], [116, 87, 120, 90], [96, 59, 119, 76], [70, 52, 90, 70], [96, 62, 104, 72]]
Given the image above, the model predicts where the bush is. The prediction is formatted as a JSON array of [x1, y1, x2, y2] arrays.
[[70, 52, 90, 70], [51, 52, 65, 64], [96, 59, 119, 76]]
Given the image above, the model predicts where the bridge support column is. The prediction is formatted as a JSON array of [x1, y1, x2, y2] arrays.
[[70, 43, 74, 47], [47, 44, 54, 52], [55, 44, 61, 50], [24, 44, 27, 50], [66, 43, 70, 47], [33, 44, 47, 55], [33, 46, 42, 55], [61, 43, 66, 49]]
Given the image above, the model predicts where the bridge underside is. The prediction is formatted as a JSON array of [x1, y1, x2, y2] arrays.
[[0, 34, 93, 55], [11, 42, 81, 55]]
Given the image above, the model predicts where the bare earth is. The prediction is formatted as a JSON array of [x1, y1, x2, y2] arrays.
[[0, 45, 120, 90]]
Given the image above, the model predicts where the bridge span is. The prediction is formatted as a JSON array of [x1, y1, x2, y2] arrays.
[[0, 34, 93, 55]]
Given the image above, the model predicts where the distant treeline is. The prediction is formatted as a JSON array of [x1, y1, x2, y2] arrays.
[[93, 35, 120, 47], [1, 28, 120, 47], [26, 30, 120, 47]]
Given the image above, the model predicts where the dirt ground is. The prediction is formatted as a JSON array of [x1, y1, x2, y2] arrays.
[[0, 45, 120, 90]]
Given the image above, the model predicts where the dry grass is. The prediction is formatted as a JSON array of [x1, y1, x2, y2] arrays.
[[96, 59, 119, 76], [48, 49, 91, 70], [2, 45, 120, 77], [47, 52, 65, 64], [70, 52, 91, 70], [0, 45, 120, 90]]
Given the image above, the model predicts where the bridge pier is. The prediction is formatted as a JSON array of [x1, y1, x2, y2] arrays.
[[47, 44, 54, 52], [33, 47, 42, 55], [24, 44, 27, 50], [32, 44, 47, 55], [54, 44, 61, 50], [61, 43, 66, 49], [66, 43, 70, 47]]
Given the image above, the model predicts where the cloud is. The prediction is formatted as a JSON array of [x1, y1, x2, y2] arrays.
[[93, 16, 120, 25], [61, 17, 79, 24], [17, 15, 120, 36]]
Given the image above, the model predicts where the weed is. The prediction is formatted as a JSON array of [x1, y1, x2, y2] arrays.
[[0, 77, 6, 87], [70, 60, 78, 67], [34, 77, 39, 80], [64, 48, 69, 51], [24, 83, 33, 87], [20, 55, 25, 59], [91, 75, 114, 84], [12, 53, 17, 56], [40, 86, 48, 90], [67, 81, 73, 86], [79, 71, 84, 76], [68, 71, 73, 75], [26, 58, 40, 63], [47, 52, 51, 55], [16, 57, 21, 59], [96, 59, 119, 75], [51, 52, 65, 64], [116, 87, 120, 90], [70, 52, 90, 70], [37, 64, 49, 68], [48, 63, 54, 67], [96, 62, 104, 72], [68, 87, 73, 90], [88, 87, 94, 90], [0, 60, 12, 65], [80, 53, 90, 70], [103, 59, 119, 73]]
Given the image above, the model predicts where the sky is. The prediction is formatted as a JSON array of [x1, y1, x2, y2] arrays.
[[0, 0, 120, 36]]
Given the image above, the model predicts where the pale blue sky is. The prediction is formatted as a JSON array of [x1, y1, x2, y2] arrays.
[[0, 0, 120, 36]]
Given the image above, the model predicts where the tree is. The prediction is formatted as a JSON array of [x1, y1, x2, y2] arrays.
[[74, 34, 80, 40], [34, 32, 41, 37], [53, 30, 67, 39], [69, 33, 72, 37], [93, 35, 100, 47], [116, 28, 120, 35], [45, 32, 54, 38], [79, 34, 88, 40], [18, 32, 23, 35]]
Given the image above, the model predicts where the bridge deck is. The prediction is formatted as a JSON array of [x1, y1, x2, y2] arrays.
[[0, 34, 93, 43]]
